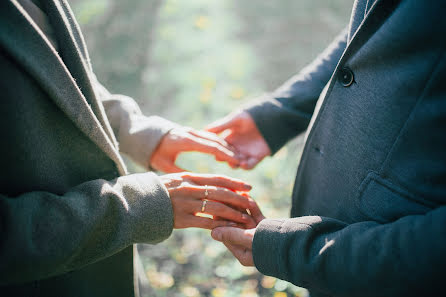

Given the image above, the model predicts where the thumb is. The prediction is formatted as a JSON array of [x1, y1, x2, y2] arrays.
[[205, 114, 239, 134], [212, 227, 252, 247], [151, 158, 185, 173], [241, 157, 261, 170]]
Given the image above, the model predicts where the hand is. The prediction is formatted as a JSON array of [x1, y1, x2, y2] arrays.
[[211, 198, 264, 266], [206, 111, 271, 170], [150, 126, 241, 173], [160, 172, 259, 229], [234, 192, 265, 229], [211, 227, 256, 266]]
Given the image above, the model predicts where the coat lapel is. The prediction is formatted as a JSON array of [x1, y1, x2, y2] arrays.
[[0, 0, 127, 175], [43, 0, 119, 149]]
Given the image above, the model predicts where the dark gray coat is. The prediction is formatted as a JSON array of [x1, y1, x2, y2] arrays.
[[0, 0, 178, 296], [248, 0, 446, 296]]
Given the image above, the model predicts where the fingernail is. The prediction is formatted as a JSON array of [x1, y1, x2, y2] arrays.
[[242, 214, 249, 221], [228, 222, 237, 227], [243, 184, 252, 190]]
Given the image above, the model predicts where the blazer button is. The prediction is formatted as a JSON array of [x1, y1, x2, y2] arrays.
[[339, 67, 354, 87]]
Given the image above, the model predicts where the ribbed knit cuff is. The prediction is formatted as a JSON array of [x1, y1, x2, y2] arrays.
[[252, 218, 288, 279], [118, 172, 174, 244]]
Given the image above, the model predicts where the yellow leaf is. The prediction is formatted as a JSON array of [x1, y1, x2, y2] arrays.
[[261, 276, 276, 288], [146, 271, 174, 289], [230, 86, 246, 99], [201, 78, 216, 89], [195, 16, 210, 29], [182, 286, 200, 297], [211, 288, 226, 297], [199, 88, 212, 104]]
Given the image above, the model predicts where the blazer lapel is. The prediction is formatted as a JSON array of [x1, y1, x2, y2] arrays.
[[340, 0, 402, 65], [0, 0, 127, 175], [318, 0, 402, 104]]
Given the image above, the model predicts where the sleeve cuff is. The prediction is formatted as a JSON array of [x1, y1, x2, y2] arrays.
[[252, 218, 289, 279], [116, 172, 174, 244], [120, 115, 181, 169]]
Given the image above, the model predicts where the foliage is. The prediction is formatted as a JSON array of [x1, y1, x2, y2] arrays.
[[71, 0, 352, 296]]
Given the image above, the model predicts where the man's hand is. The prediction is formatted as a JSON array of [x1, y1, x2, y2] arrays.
[[151, 127, 241, 173], [211, 200, 264, 266], [211, 227, 257, 266], [206, 111, 271, 170], [160, 172, 259, 229]]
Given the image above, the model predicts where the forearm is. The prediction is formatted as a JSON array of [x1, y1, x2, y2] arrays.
[[0, 172, 173, 285], [252, 207, 446, 296], [246, 28, 348, 153], [94, 80, 179, 168]]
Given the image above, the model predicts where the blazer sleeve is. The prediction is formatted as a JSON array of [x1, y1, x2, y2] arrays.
[[93, 80, 180, 169], [0, 172, 174, 285], [245, 28, 348, 154], [252, 206, 446, 296]]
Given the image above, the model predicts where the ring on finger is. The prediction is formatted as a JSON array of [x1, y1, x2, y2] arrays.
[[204, 185, 209, 199], [201, 199, 208, 213]]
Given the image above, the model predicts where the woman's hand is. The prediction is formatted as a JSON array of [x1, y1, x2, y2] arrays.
[[160, 172, 258, 229], [150, 127, 242, 173]]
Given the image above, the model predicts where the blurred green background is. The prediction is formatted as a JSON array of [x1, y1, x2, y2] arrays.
[[70, 0, 352, 296]]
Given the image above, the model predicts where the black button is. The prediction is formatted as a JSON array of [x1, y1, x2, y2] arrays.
[[339, 67, 354, 87]]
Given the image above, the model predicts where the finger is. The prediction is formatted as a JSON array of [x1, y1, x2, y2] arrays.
[[173, 184, 252, 209], [185, 135, 240, 165], [214, 213, 256, 229], [223, 241, 254, 266], [182, 173, 251, 191], [242, 216, 257, 229], [198, 186, 251, 209], [250, 206, 266, 225], [187, 216, 238, 230], [188, 129, 231, 149], [220, 204, 258, 228], [211, 227, 253, 247], [211, 220, 246, 229], [245, 197, 266, 224], [224, 131, 241, 144], [205, 114, 239, 134], [209, 187, 252, 209], [173, 185, 250, 209], [202, 201, 251, 224], [240, 157, 260, 170]]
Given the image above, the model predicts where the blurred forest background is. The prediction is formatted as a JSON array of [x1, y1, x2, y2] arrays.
[[70, 0, 352, 296]]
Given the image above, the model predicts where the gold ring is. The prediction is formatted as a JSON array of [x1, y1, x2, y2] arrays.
[[201, 199, 208, 213], [204, 185, 209, 199]]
